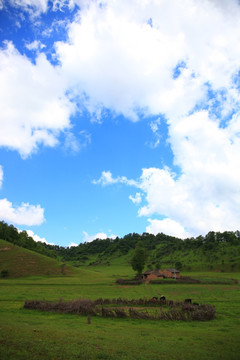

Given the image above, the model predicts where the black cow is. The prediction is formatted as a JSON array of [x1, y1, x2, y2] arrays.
[[160, 295, 166, 301], [184, 298, 192, 304]]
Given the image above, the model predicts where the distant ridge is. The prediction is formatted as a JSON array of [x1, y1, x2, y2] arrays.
[[1, 221, 240, 273]]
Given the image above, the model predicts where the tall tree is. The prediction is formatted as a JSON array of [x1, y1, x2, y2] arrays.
[[131, 241, 146, 277]]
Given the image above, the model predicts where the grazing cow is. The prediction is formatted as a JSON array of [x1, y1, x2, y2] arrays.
[[150, 296, 158, 301], [184, 298, 192, 304], [193, 302, 199, 306], [160, 295, 166, 301]]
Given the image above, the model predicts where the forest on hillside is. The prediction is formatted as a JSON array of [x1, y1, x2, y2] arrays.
[[1, 221, 240, 271]]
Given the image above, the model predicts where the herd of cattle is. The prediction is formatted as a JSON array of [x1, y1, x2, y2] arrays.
[[150, 296, 199, 306]]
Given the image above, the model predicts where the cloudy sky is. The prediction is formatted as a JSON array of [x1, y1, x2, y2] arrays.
[[1, 0, 240, 246]]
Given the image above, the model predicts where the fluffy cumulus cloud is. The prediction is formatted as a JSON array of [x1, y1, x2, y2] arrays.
[[93, 109, 240, 236], [92, 171, 137, 186], [83, 231, 117, 243], [105, 109, 240, 237], [69, 242, 78, 247], [146, 219, 191, 239], [25, 229, 53, 245], [0, 166, 45, 226], [2, 0, 240, 155], [2, 0, 240, 237], [0, 199, 44, 225], [0, 41, 74, 158], [53, 0, 240, 121], [83, 0, 240, 237]]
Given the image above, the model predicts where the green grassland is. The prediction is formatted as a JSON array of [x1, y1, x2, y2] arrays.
[[1, 264, 240, 359], [0, 238, 240, 359]]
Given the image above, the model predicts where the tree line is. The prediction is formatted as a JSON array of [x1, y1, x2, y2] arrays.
[[1, 221, 240, 263]]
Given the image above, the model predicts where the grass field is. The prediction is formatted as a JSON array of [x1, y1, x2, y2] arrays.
[[0, 265, 240, 360]]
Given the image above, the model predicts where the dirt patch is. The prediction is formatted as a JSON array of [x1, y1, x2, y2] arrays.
[[0, 247, 11, 251]]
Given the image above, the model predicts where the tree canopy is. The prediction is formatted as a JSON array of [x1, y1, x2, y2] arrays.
[[131, 241, 146, 276]]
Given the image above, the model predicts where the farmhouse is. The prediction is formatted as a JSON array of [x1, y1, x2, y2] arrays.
[[162, 268, 180, 279], [142, 268, 180, 282], [142, 270, 165, 282]]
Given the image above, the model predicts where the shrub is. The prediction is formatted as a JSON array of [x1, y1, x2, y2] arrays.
[[1, 269, 9, 278], [116, 278, 143, 285]]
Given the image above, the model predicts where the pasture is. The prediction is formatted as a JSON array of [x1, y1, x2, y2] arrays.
[[0, 267, 239, 360]]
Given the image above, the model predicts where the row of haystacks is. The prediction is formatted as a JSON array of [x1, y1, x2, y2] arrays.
[[24, 297, 216, 321], [24, 299, 97, 316]]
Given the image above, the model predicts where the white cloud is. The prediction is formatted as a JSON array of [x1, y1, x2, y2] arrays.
[[25, 229, 54, 245], [93, 171, 137, 186], [147, 117, 161, 148], [4, 0, 84, 16], [68, 242, 78, 247], [0, 166, 45, 226], [0, 41, 75, 158], [96, 109, 240, 237], [83, 230, 117, 243], [146, 218, 191, 239], [114, 110, 240, 237], [25, 40, 46, 51], [8, 0, 48, 17], [2, 0, 240, 239], [0, 166, 3, 188], [54, 0, 240, 121], [129, 192, 142, 204], [0, 198, 45, 226], [2, 1, 240, 156], [76, 1, 240, 237]]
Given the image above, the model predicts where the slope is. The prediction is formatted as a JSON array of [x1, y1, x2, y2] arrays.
[[0, 239, 72, 278]]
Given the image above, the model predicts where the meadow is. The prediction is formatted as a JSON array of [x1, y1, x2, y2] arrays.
[[0, 266, 240, 360]]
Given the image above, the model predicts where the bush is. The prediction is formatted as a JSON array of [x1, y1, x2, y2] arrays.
[[116, 278, 143, 285], [1, 269, 9, 278]]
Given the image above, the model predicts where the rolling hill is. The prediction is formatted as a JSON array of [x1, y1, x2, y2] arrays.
[[1, 220, 240, 275], [0, 239, 72, 278]]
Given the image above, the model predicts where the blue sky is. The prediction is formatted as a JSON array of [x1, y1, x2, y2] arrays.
[[1, 0, 240, 247]]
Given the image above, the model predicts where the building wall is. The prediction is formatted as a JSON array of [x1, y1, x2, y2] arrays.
[[162, 269, 180, 278], [145, 273, 159, 283]]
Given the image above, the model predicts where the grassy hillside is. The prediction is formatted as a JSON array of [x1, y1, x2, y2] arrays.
[[0, 239, 73, 278], [145, 240, 240, 272], [59, 232, 240, 272], [68, 240, 240, 273], [1, 220, 240, 273]]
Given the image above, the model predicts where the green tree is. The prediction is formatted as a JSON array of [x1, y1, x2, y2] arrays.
[[131, 241, 146, 277], [175, 261, 182, 270]]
